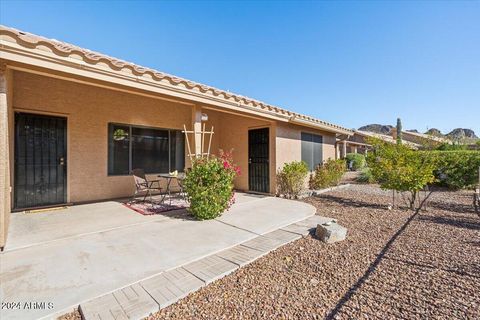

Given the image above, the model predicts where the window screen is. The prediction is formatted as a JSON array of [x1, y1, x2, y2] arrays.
[[301, 132, 323, 171]]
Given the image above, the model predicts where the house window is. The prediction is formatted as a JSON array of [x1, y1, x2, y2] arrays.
[[301, 132, 323, 171], [108, 123, 185, 175]]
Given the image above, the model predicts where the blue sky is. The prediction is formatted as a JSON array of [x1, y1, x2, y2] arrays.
[[1, 1, 479, 134]]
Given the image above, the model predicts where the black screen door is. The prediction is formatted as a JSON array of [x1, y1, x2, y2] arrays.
[[14, 113, 67, 209], [248, 128, 269, 193]]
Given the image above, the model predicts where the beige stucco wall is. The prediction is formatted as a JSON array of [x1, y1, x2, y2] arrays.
[[212, 110, 273, 193], [8, 69, 340, 210], [275, 122, 337, 192], [0, 67, 12, 248], [10, 71, 277, 205], [12, 71, 197, 203], [275, 122, 337, 171]]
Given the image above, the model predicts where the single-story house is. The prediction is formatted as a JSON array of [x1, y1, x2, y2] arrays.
[[0, 25, 353, 249], [338, 130, 421, 156], [391, 128, 450, 147]]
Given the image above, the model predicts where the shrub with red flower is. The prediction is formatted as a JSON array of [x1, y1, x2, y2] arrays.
[[183, 149, 241, 220], [219, 149, 241, 176]]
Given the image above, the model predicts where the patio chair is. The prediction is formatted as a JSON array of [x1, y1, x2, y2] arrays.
[[131, 169, 162, 203], [176, 173, 188, 202]]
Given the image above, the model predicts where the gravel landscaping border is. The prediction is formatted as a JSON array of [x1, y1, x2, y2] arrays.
[[60, 185, 480, 319]]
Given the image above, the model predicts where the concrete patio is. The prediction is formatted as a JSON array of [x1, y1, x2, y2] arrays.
[[0, 193, 319, 319]]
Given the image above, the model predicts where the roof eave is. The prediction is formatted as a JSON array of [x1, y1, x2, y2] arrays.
[[290, 117, 353, 135], [1, 40, 293, 123], [0, 25, 351, 131]]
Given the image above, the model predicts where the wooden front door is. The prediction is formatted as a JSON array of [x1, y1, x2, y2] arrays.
[[14, 113, 67, 209], [248, 127, 269, 193]]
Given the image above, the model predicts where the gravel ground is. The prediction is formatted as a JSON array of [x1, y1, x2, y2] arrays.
[[58, 308, 81, 320], [340, 171, 361, 184], [59, 185, 480, 319]]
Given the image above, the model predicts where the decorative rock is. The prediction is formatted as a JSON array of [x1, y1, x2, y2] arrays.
[[315, 222, 347, 243]]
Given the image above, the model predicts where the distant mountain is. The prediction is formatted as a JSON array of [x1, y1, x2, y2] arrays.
[[447, 128, 478, 140], [358, 124, 478, 143], [425, 128, 443, 137], [358, 124, 393, 135]]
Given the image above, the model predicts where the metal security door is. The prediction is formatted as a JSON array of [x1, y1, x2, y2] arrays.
[[248, 128, 269, 193], [14, 113, 67, 209]]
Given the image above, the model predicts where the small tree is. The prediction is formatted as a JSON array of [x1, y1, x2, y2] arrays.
[[367, 138, 436, 210]]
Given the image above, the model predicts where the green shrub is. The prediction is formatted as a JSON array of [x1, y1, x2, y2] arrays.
[[357, 168, 376, 184], [426, 150, 480, 189], [436, 143, 467, 151], [183, 150, 239, 220], [345, 153, 366, 171], [310, 159, 346, 189], [277, 161, 309, 198]]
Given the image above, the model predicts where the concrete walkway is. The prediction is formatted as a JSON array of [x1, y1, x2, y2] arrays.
[[80, 215, 330, 320], [0, 194, 317, 320]]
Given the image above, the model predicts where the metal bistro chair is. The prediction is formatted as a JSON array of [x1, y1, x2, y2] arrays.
[[176, 172, 187, 202], [131, 169, 162, 204]]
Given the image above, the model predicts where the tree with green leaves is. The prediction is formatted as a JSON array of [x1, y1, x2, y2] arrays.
[[367, 138, 437, 210]]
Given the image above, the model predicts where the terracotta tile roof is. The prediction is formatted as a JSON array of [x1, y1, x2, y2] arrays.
[[354, 130, 421, 149], [0, 25, 352, 134], [397, 129, 450, 143]]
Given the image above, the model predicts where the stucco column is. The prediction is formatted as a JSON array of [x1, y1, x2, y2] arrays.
[[192, 106, 202, 157], [352, 145, 358, 154], [0, 64, 11, 250], [342, 141, 347, 159]]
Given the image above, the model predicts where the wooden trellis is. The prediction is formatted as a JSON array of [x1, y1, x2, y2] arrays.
[[183, 123, 214, 162]]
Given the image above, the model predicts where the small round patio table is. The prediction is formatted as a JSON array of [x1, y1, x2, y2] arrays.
[[157, 173, 186, 204]]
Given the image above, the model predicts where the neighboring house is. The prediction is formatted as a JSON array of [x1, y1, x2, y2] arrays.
[[0, 26, 352, 248], [391, 128, 450, 147], [337, 130, 421, 157]]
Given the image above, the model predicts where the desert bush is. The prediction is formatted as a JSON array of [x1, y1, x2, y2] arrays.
[[277, 161, 309, 198], [310, 159, 346, 189], [367, 139, 437, 209], [357, 168, 376, 184], [426, 150, 480, 189], [345, 153, 366, 171], [183, 150, 240, 220]]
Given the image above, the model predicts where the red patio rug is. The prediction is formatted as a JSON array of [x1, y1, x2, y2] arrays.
[[123, 197, 188, 216]]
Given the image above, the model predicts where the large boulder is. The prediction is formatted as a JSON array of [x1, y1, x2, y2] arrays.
[[315, 222, 347, 244]]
